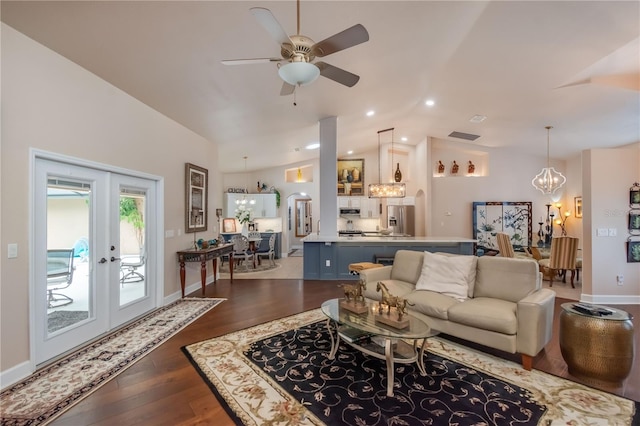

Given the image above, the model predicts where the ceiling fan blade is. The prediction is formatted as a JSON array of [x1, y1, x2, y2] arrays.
[[315, 62, 360, 87], [311, 24, 369, 57], [280, 82, 296, 96], [250, 7, 294, 48], [221, 58, 282, 66]]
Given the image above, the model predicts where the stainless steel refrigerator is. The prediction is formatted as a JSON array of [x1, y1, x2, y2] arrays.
[[387, 205, 415, 236]]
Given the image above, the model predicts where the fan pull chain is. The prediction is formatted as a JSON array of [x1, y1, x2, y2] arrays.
[[293, 86, 298, 106]]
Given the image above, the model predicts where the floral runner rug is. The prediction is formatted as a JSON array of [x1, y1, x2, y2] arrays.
[[1, 297, 224, 426], [183, 308, 638, 426]]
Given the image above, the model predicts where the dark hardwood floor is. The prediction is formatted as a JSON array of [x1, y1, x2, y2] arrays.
[[52, 279, 639, 425]]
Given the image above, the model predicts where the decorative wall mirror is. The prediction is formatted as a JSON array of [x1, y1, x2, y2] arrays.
[[185, 163, 208, 233], [295, 199, 312, 237]]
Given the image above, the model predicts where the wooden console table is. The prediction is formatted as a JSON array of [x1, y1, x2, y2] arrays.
[[177, 243, 234, 297]]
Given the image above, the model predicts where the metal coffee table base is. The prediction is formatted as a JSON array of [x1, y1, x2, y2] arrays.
[[326, 319, 427, 397]]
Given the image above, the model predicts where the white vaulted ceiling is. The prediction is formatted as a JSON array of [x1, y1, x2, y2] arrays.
[[2, 1, 639, 172]]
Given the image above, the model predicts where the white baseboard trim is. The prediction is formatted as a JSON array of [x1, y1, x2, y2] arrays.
[[0, 360, 33, 391], [580, 294, 640, 305], [163, 276, 218, 305]]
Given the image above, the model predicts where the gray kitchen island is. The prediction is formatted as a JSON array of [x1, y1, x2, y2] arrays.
[[302, 234, 476, 280]]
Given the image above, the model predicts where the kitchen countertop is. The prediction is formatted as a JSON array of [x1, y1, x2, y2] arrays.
[[302, 234, 476, 243]]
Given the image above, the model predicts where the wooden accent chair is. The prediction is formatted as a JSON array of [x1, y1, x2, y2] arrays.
[[538, 236, 579, 288]]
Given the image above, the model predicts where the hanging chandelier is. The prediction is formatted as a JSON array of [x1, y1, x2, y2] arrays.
[[531, 126, 566, 195], [236, 156, 256, 208], [369, 127, 406, 198]]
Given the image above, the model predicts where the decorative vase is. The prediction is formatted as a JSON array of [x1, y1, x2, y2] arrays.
[[394, 163, 402, 182], [346, 173, 353, 183], [241, 223, 249, 237]]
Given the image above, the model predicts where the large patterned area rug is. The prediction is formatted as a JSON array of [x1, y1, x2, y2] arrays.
[[183, 309, 638, 426], [1, 297, 224, 426], [219, 261, 280, 274]]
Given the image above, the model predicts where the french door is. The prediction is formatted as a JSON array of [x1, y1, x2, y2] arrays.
[[33, 157, 158, 365]]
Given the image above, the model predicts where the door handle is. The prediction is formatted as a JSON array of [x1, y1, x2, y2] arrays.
[[99, 258, 108, 264], [110, 256, 121, 262]]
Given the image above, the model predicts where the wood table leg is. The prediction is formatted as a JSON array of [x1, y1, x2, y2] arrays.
[[200, 258, 207, 295], [212, 258, 218, 283], [229, 252, 234, 283], [179, 260, 186, 298]]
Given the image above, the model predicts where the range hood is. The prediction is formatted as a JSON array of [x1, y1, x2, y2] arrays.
[[339, 207, 361, 215]]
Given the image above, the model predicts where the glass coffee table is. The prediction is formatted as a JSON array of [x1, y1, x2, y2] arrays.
[[321, 298, 438, 396]]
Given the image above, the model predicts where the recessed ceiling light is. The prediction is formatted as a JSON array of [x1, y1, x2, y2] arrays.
[[401, 137, 408, 142], [469, 114, 487, 123], [425, 99, 435, 107], [366, 110, 375, 117], [347, 150, 353, 155], [305, 143, 320, 150]]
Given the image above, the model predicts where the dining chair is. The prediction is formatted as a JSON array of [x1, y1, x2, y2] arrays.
[[495, 232, 531, 259], [538, 236, 579, 288], [256, 234, 276, 266], [231, 235, 254, 271]]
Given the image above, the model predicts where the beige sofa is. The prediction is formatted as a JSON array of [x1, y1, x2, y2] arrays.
[[358, 250, 556, 370]]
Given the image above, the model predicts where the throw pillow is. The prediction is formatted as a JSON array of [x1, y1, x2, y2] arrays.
[[415, 251, 477, 302]]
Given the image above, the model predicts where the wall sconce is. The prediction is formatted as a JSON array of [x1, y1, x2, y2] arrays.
[[451, 161, 459, 175], [437, 160, 445, 174]]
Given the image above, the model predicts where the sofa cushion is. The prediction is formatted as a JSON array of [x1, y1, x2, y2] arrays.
[[447, 297, 517, 335], [390, 250, 424, 284], [363, 279, 414, 301], [415, 251, 477, 302], [475, 256, 540, 302], [404, 290, 459, 320]]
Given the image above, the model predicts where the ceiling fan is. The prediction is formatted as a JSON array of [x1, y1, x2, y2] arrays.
[[222, 0, 369, 96]]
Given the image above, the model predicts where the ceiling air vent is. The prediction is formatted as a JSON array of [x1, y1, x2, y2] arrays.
[[448, 131, 481, 141]]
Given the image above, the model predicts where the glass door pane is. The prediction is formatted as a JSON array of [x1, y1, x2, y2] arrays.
[[119, 190, 147, 306], [46, 179, 92, 334]]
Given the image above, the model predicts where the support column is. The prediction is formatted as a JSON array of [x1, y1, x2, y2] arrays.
[[319, 116, 338, 237]]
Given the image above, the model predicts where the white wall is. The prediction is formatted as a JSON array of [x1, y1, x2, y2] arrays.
[[1, 24, 221, 372], [582, 146, 640, 304], [430, 138, 574, 239]]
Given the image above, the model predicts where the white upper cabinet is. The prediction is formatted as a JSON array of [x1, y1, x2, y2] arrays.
[[338, 196, 361, 208], [224, 193, 278, 218], [360, 198, 380, 218]]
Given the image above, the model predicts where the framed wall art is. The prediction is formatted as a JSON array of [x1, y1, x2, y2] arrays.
[[627, 240, 640, 263], [574, 196, 583, 218], [629, 211, 640, 232], [337, 158, 364, 195], [630, 182, 640, 205], [222, 218, 236, 233], [185, 163, 208, 233], [472, 201, 533, 250]]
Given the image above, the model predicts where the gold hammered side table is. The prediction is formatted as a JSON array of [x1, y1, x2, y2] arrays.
[[559, 302, 634, 383]]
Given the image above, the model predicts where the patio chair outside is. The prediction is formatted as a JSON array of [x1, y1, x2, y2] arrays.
[[47, 249, 75, 308]]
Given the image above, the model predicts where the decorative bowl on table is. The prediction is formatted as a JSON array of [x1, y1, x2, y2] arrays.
[[379, 229, 392, 235]]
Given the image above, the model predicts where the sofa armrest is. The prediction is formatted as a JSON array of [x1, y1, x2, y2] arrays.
[[358, 265, 392, 285], [516, 288, 555, 357]]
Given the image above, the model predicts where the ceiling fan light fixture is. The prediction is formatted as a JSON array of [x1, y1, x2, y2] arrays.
[[278, 62, 320, 86]]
